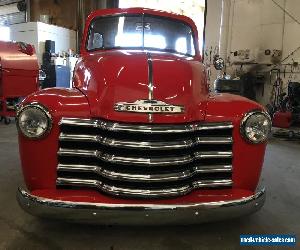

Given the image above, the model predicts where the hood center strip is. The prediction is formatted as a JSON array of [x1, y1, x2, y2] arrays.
[[147, 52, 154, 122]]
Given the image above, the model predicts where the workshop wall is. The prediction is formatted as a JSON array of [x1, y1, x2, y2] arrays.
[[30, 0, 78, 30], [207, 0, 300, 105], [203, 0, 223, 91], [29, 0, 118, 30], [29, 0, 118, 51], [227, 0, 300, 63]]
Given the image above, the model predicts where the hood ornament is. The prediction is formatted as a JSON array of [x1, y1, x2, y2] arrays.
[[114, 99, 185, 114]]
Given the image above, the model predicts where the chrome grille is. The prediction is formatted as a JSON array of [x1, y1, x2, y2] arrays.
[[57, 118, 234, 198]]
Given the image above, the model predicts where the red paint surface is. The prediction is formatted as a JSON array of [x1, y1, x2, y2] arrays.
[[0, 41, 39, 97], [18, 8, 267, 204], [273, 111, 292, 128], [73, 50, 208, 123], [19, 88, 90, 190], [0, 41, 39, 117]]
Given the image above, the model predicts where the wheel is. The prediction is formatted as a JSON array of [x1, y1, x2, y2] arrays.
[[4, 117, 11, 125], [288, 131, 294, 138], [0, 116, 3, 122]]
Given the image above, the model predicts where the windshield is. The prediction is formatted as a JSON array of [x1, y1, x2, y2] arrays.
[[86, 14, 196, 56]]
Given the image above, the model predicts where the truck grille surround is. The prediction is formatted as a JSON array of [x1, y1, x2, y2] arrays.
[[57, 118, 234, 199]]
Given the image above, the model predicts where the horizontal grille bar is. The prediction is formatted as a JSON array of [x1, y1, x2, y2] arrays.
[[58, 164, 232, 182], [57, 118, 234, 198], [59, 118, 233, 134], [59, 133, 233, 150], [57, 177, 233, 198], [58, 148, 233, 167]]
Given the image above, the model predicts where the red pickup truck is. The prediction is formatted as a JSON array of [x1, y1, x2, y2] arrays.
[[16, 8, 271, 224]]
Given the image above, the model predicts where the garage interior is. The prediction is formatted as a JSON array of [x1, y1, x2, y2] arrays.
[[0, 0, 299, 249]]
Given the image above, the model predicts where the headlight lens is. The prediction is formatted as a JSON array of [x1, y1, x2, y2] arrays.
[[240, 111, 271, 144], [16, 104, 52, 139]]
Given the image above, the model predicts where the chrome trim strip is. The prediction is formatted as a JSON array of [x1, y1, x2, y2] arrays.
[[57, 164, 232, 182], [194, 151, 233, 159], [194, 137, 233, 144], [56, 178, 233, 198], [147, 52, 154, 101], [147, 52, 154, 122], [59, 118, 233, 134], [59, 133, 233, 150], [58, 148, 233, 166], [17, 187, 265, 210], [17, 188, 266, 224]]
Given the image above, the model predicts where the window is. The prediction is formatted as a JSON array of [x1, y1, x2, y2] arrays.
[[119, 0, 206, 54], [87, 14, 195, 56]]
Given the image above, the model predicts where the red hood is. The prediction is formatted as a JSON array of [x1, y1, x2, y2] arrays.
[[73, 50, 208, 123]]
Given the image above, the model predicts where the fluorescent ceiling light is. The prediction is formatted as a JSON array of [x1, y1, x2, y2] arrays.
[[0, 3, 20, 16]]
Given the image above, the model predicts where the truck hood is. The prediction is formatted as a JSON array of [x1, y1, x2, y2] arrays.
[[74, 50, 208, 123]]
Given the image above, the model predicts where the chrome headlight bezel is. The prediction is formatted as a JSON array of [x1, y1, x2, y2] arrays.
[[16, 103, 53, 139], [240, 110, 272, 144]]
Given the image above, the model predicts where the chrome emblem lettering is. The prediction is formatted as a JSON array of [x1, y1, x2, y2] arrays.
[[114, 99, 185, 114]]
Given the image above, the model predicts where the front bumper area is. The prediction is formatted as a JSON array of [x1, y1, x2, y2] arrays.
[[17, 188, 266, 225]]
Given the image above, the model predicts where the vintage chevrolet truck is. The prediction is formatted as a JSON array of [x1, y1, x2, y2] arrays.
[[16, 8, 271, 224]]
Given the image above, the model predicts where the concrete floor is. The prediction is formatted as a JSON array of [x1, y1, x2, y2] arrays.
[[0, 122, 299, 250]]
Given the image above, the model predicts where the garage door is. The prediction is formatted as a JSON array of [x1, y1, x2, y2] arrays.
[[0, 0, 26, 26]]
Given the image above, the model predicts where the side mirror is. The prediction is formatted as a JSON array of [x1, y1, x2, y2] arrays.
[[213, 55, 225, 70], [17, 42, 34, 56]]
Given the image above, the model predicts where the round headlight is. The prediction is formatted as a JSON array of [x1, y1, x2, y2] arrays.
[[16, 103, 52, 139], [240, 110, 271, 144]]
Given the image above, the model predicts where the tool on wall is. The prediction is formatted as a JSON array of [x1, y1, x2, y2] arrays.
[[267, 69, 284, 116], [209, 46, 212, 64], [204, 45, 219, 65]]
